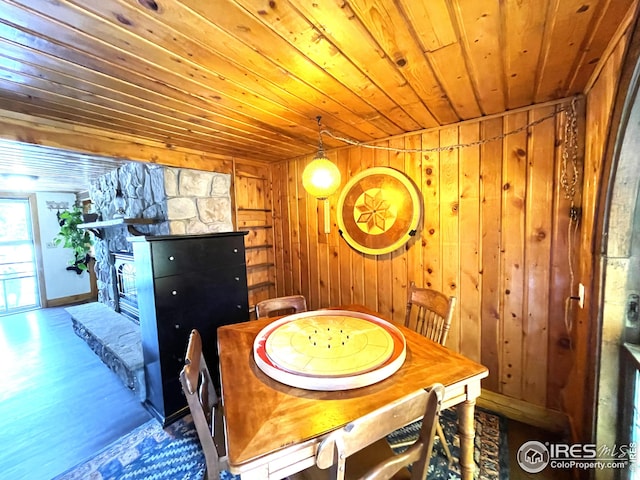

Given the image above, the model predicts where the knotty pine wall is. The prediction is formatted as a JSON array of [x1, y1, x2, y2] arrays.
[[270, 100, 582, 413]]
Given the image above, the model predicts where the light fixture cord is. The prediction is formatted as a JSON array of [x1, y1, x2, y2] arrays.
[[561, 96, 580, 336], [316, 115, 325, 157], [320, 96, 580, 154]]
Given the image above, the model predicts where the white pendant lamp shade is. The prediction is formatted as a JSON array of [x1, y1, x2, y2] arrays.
[[302, 157, 341, 200]]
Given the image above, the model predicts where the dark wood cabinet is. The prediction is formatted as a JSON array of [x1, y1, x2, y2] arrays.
[[130, 232, 249, 426]]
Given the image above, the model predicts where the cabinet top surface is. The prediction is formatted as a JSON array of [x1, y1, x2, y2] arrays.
[[128, 231, 249, 242]]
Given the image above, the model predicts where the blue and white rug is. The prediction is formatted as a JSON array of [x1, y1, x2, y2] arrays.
[[54, 408, 508, 480]]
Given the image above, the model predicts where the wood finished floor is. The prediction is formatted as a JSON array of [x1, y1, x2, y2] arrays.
[[507, 420, 575, 480], [0, 306, 575, 480], [0, 307, 150, 480]]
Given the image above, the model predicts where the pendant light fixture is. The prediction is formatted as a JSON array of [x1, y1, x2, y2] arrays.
[[302, 116, 341, 233]]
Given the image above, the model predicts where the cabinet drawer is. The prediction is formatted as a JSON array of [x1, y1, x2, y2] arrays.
[[153, 267, 247, 311], [156, 299, 248, 345], [151, 236, 245, 277]]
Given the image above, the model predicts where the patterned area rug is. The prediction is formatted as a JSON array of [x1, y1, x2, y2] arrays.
[[54, 409, 508, 480], [388, 408, 509, 480]]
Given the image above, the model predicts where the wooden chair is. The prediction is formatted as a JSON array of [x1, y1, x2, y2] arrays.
[[179, 329, 228, 480], [405, 282, 456, 346], [405, 281, 456, 464], [314, 384, 445, 480], [255, 294, 308, 319]]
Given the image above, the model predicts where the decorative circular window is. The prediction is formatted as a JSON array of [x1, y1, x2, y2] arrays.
[[337, 167, 422, 255]]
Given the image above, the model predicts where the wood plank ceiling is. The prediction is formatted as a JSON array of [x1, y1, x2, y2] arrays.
[[0, 0, 634, 191]]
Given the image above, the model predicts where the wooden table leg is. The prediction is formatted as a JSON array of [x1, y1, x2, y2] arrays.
[[457, 399, 476, 480]]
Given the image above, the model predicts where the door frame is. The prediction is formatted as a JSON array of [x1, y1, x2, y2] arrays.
[[0, 192, 47, 311], [588, 11, 640, 469]]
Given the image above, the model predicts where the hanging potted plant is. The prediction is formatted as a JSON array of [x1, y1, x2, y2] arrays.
[[54, 205, 93, 274]]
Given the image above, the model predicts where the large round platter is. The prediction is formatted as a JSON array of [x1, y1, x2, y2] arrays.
[[253, 310, 406, 391]]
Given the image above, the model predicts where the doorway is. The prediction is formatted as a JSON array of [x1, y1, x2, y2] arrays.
[[0, 197, 41, 314], [595, 31, 640, 477]]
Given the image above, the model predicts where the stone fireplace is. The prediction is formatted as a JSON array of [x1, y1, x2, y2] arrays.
[[66, 162, 234, 398], [88, 162, 233, 315]]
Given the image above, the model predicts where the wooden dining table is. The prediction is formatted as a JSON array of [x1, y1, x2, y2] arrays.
[[217, 305, 489, 480]]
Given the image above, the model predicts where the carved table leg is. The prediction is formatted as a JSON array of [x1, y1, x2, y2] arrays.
[[457, 399, 476, 480]]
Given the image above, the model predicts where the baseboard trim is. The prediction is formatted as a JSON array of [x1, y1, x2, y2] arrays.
[[46, 292, 96, 307], [478, 389, 570, 434]]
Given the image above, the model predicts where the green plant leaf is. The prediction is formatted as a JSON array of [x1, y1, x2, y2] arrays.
[[55, 205, 93, 271]]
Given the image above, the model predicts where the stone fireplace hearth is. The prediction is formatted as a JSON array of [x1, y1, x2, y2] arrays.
[[66, 302, 145, 400]]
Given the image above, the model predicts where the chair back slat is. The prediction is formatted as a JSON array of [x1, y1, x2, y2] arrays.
[[405, 282, 456, 346], [255, 295, 308, 319]]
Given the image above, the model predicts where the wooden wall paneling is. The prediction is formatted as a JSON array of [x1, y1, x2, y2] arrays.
[[293, 159, 308, 300], [389, 138, 409, 322], [404, 134, 424, 316], [266, 101, 578, 419], [361, 146, 378, 311], [328, 151, 343, 308], [316, 151, 338, 306], [422, 131, 442, 292], [458, 122, 482, 363], [439, 126, 461, 352], [522, 106, 555, 406], [283, 160, 299, 296], [316, 188, 330, 309], [336, 149, 352, 306], [480, 117, 504, 391], [303, 154, 321, 309], [500, 112, 528, 399], [349, 148, 366, 306], [271, 162, 287, 297], [317, 228, 330, 308], [323, 150, 341, 307], [236, 177, 265, 211], [547, 103, 575, 410], [374, 142, 393, 317]]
